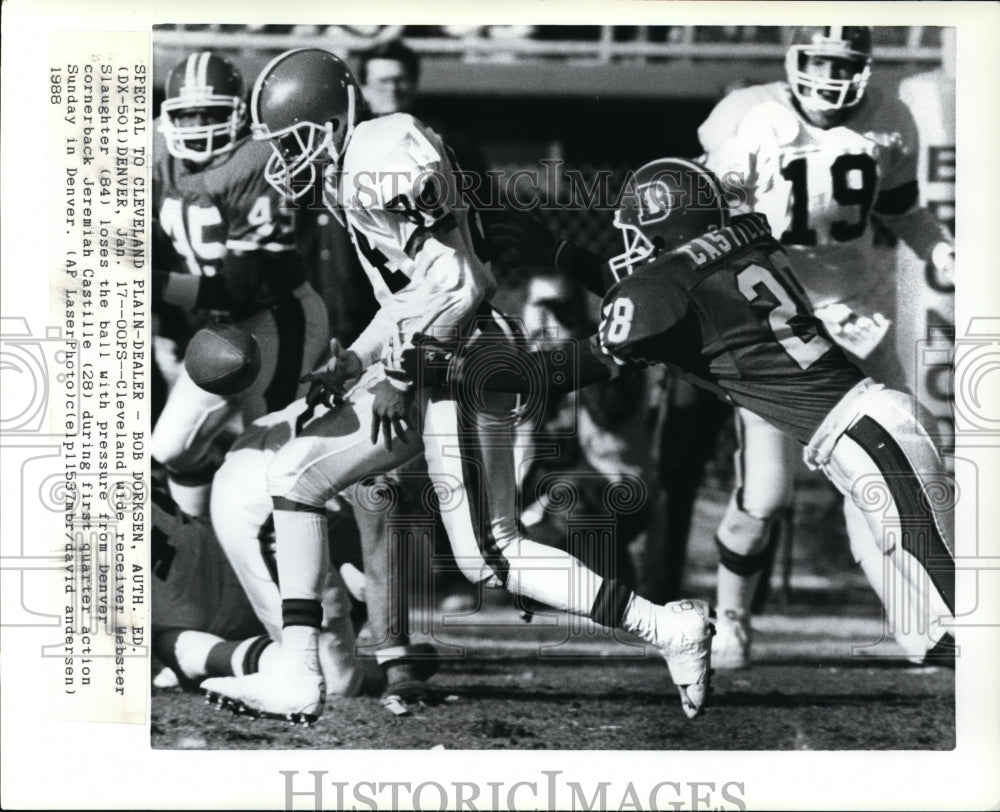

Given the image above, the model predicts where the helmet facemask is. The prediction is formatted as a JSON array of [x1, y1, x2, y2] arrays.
[[160, 92, 246, 163], [609, 213, 657, 282], [251, 81, 358, 210]]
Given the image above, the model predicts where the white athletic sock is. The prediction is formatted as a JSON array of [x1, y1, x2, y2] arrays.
[[256, 639, 280, 673], [280, 625, 322, 676], [716, 566, 763, 617], [620, 593, 660, 645], [501, 538, 603, 617], [172, 630, 225, 681], [273, 509, 328, 601]]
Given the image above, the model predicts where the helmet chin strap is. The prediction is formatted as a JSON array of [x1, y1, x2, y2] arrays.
[[322, 86, 357, 169], [341, 85, 358, 159]]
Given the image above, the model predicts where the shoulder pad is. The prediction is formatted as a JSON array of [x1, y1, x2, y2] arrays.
[[742, 95, 802, 148], [857, 86, 918, 137], [699, 82, 787, 151], [344, 115, 450, 217]]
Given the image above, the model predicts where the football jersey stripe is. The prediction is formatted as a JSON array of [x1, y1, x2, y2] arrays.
[[845, 415, 956, 614], [873, 179, 919, 217], [263, 292, 306, 413]]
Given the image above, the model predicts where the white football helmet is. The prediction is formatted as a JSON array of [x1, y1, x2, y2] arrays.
[[785, 26, 873, 117]]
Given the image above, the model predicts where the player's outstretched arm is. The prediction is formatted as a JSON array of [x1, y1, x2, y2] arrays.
[[487, 209, 614, 297], [402, 332, 624, 396]]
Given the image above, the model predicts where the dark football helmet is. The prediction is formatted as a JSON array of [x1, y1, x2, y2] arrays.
[[785, 26, 873, 118], [609, 157, 730, 279], [250, 48, 367, 203], [160, 51, 247, 162]]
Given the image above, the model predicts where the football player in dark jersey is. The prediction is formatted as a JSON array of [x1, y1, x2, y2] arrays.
[[408, 157, 957, 668], [698, 26, 955, 667], [151, 51, 329, 518]]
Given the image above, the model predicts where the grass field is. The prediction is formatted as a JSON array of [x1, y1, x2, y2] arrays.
[[152, 607, 954, 751], [152, 481, 955, 752]]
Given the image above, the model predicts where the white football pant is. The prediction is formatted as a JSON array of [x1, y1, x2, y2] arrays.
[[717, 381, 955, 661]]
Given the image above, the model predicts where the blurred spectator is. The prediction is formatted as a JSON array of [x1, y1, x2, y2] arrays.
[[358, 39, 421, 116], [357, 39, 492, 186]]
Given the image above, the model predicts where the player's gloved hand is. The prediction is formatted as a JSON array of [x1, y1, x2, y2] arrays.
[[370, 380, 415, 452], [816, 303, 891, 360], [300, 339, 363, 409], [487, 209, 559, 269], [400, 333, 462, 388], [931, 242, 955, 286]]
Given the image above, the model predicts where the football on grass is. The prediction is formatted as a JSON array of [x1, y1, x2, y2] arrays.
[[184, 324, 261, 395]]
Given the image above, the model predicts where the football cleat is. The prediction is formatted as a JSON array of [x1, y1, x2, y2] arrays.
[[380, 680, 439, 717], [654, 600, 715, 719], [152, 666, 180, 689], [920, 632, 957, 669], [711, 608, 752, 670], [318, 629, 364, 698], [201, 671, 326, 726]]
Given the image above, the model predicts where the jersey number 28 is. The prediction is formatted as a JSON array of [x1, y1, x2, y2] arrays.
[[737, 253, 832, 370]]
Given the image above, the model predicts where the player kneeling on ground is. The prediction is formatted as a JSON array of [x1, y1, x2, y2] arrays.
[[411, 158, 957, 669], [158, 328, 441, 711], [207, 390, 443, 717]]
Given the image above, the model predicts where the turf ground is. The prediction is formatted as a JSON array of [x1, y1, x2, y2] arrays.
[[152, 608, 954, 751], [151, 480, 955, 751], [152, 572, 955, 748]]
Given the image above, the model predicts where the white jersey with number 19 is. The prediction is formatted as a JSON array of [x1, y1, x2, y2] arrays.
[[699, 82, 921, 317]]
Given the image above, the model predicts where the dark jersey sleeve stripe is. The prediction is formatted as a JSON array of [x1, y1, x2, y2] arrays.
[[873, 180, 919, 216]]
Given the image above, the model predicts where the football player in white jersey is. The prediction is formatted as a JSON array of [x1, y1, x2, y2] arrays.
[[201, 49, 714, 724], [698, 27, 955, 667]]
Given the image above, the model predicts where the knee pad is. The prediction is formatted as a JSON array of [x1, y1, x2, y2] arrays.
[[717, 493, 773, 558], [265, 439, 330, 508]]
